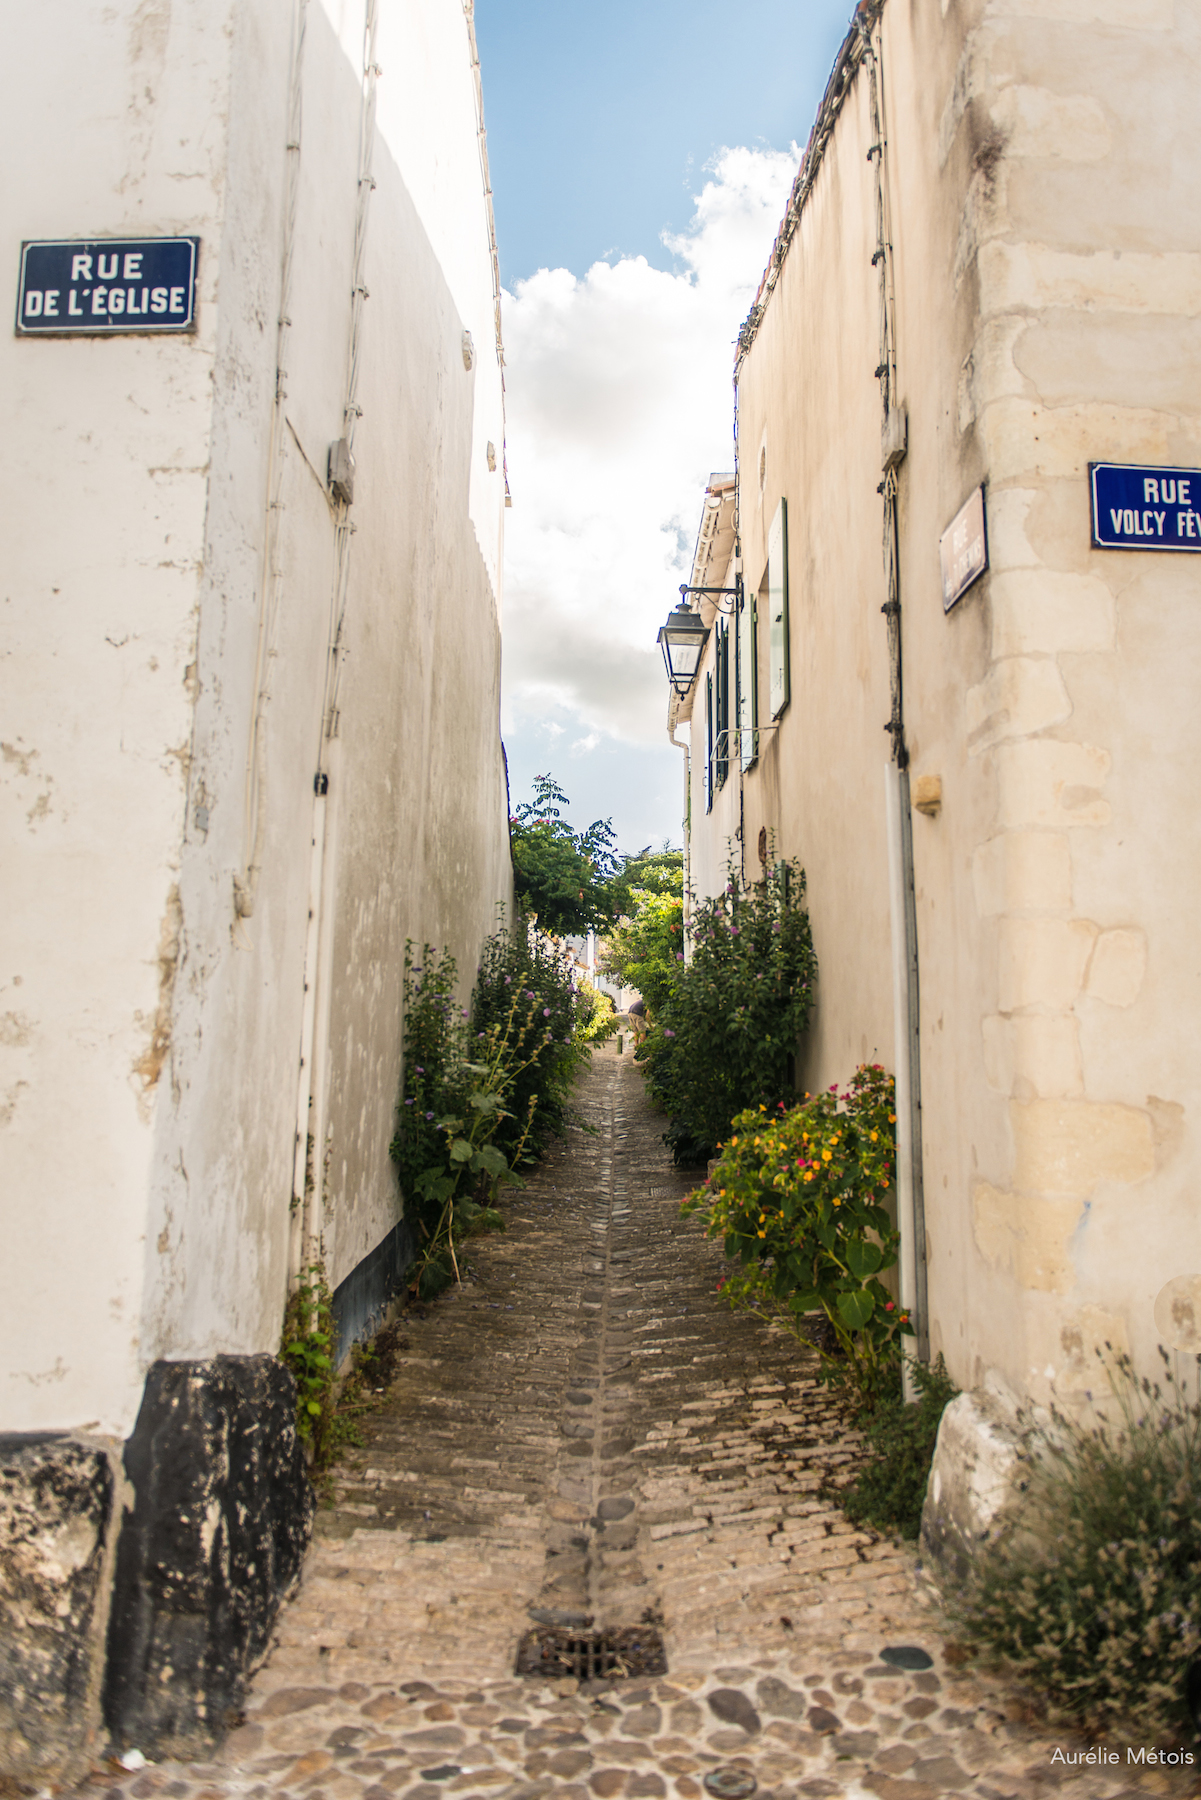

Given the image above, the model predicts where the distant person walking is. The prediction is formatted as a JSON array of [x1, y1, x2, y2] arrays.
[[627, 997, 648, 1045]]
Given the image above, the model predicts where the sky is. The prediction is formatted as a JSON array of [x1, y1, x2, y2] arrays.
[[475, 0, 857, 855]]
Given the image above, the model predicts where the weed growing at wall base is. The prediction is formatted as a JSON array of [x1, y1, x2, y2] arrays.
[[839, 1355, 959, 1536], [957, 1347, 1201, 1742]]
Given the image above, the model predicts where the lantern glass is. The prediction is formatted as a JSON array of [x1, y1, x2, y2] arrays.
[[657, 608, 708, 694]]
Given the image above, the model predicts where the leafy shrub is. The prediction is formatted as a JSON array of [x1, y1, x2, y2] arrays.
[[840, 1356, 959, 1537], [641, 859, 817, 1162], [390, 941, 537, 1295], [390, 925, 614, 1296], [957, 1348, 1201, 1742], [683, 1065, 911, 1401], [471, 920, 611, 1165]]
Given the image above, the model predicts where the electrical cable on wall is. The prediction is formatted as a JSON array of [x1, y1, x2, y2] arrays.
[[463, 0, 511, 505], [235, 0, 308, 925]]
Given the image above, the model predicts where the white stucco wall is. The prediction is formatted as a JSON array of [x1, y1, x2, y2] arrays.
[[2, 0, 511, 1437]]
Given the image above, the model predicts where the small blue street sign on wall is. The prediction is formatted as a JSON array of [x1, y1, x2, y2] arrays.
[[15, 238, 199, 335], [1090, 462, 1201, 552]]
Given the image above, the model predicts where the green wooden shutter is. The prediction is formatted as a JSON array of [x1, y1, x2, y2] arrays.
[[768, 498, 789, 719], [738, 582, 758, 770]]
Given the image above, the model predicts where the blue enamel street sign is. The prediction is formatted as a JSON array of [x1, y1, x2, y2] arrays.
[[16, 238, 199, 335], [1090, 462, 1201, 552]]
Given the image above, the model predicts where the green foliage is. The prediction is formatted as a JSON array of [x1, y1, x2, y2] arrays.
[[279, 1266, 344, 1470], [957, 1348, 1201, 1741], [391, 924, 615, 1297], [279, 1277, 409, 1477], [471, 921, 614, 1164], [390, 941, 536, 1297], [683, 1065, 911, 1401], [615, 846, 684, 901], [603, 888, 684, 1017], [509, 774, 624, 936], [641, 860, 817, 1163], [841, 1356, 959, 1538]]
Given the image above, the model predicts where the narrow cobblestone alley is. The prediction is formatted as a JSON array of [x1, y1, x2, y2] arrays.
[[77, 1050, 1195, 1800]]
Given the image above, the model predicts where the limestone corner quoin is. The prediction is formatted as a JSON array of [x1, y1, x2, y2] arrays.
[[0, 0, 512, 1778], [675, 0, 1201, 1576]]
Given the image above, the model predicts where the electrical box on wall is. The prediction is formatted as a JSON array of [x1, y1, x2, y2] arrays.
[[328, 438, 355, 505]]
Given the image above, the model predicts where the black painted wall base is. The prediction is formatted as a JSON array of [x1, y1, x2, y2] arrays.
[[103, 1356, 314, 1756], [0, 1434, 116, 1780], [330, 1215, 415, 1369]]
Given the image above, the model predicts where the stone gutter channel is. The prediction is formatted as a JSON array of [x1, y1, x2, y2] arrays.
[[71, 1047, 1193, 1800]]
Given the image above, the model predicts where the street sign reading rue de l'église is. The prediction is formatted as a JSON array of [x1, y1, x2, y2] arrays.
[[15, 238, 199, 335], [1090, 462, 1201, 552]]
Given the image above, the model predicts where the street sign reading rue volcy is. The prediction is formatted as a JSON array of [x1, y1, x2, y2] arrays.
[[1090, 463, 1201, 551], [15, 238, 199, 335], [939, 484, 988, 613]]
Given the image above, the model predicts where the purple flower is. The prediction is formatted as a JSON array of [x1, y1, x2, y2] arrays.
[[462, 1008, 470, 1018], [505, 974, 512, 984], [730, 925, 740, 935], [543, 1007, 551, 1016], [676, 952, 684, 961], [664, 1028, 676, 1038], [415, 1066, 425, 1074], [424, 1111, 434, 1120], [404, 1098, 414, 1106]]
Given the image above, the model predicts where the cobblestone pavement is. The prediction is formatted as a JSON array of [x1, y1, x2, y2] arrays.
[[77, 1048, 1195, 1800]]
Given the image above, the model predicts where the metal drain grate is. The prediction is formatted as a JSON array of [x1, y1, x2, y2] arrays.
[[515, 1624, 667, 1681]]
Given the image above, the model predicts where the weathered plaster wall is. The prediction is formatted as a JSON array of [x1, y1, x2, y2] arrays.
[[683, 0, 1201, 1408], [919, 0, 1201, 1398], [1, 0, 236, 1437], [729, 65, 898, 1095], [2, 0, 512, 1440]]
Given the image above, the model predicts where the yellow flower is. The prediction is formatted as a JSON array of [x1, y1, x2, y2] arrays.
[[833, 1198, 841, 1207], [822, 1149, 832, 1163], [889, 1113, 896, 1123], [757, 1230, 767, 1238], [870, 1130, 879, 1142], [731, 1136, 739, 1146]]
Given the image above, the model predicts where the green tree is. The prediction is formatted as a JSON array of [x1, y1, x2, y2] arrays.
[[509, 774, 623, 936], [602, 849, 684, 1016]]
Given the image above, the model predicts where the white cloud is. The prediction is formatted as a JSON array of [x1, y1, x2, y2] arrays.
[[500, 145, 798, 757]]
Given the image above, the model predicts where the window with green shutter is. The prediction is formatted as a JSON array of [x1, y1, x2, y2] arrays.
[[715, 618, 730, 790], [738, 578, 758, 771], [768, 497, 789, 719]]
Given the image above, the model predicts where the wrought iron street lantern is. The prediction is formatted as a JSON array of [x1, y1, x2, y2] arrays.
[[657, 606, 710, 695]]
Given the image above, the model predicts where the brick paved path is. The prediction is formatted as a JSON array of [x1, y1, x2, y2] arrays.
[[77, 1048, 1192, 1800]]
